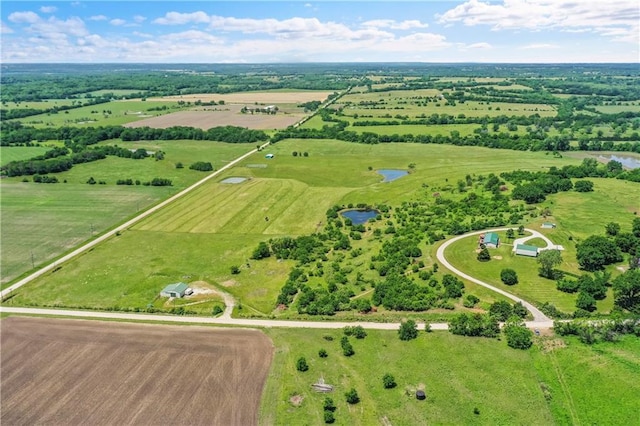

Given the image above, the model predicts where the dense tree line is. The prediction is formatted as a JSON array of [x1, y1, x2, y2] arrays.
[[1, 122, 268, 147]]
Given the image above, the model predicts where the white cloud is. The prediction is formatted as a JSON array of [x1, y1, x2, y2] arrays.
[[467, 42, 492, 49], [134, 15, 146, 24], [110, 19, 126, 26], [1, 21, 14, 34], [522, 43, 559, 49], [40, 6, 57, 14], [361, 19, 428, 30], [89, 15, 108, 21], [438, 0, 639, 43], [8, 11, 40, 24], [154, 11, 210, 25], [305, 3, 312, 7]]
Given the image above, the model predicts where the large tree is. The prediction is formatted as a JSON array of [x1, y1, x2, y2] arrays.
[[576, 235, 623, 271], [612, 269, 640, 313], [537, 249, 563, 279]]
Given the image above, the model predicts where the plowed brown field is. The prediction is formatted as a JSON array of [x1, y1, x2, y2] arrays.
[[124, 106, 302, 130], [1, 317, 273, 426]]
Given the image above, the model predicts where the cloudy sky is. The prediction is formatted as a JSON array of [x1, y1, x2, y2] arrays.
[[2, 1, 638, 63]]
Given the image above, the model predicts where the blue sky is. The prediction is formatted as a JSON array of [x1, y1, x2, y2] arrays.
[[2, 1, 638, 63]]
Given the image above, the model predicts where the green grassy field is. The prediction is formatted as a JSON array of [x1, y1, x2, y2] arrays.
[[259, 328, 640, 425], [8, 139, 592, 315], [0, 146, 49, 166], [13, 100, 187, 128], [0, 141, 254, 285]]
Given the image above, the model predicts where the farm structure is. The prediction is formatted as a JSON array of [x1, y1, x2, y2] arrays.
[[160, 282, 190, 298], [514, 244, 539, 257], [482, 232, 500, 248], [541, 223, 556, 229]]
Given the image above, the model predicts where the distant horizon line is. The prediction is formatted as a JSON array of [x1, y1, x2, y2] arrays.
[[3, 61, 639, 65]]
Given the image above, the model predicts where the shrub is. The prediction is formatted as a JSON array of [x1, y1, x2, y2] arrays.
[[318, 348, 328, 358], [383, 373, 397, 389], [345, 388, 360, 404], [296, 357, 309, 372], [323, 397, 336, 412], [398, 319, 418, 341], [477, 248, 491, 261], [230, 265, 240, 275], [503, 318, 533, 349], [500, 268, 518, 285], [323, 410, 335, 424], [344, 325, 367, 339], [212, 305, 223, 316]]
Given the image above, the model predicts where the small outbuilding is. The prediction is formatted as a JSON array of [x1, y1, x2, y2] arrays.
[[265, 153, 274, 159], [541, 223, 556, 229], [515, 244, 538, 257], [160, 282, 189, 298], [483, 232, 500, 248]]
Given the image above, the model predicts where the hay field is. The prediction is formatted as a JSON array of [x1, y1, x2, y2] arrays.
[[151, 91, 332, 104], [1, 317, 273, 426]]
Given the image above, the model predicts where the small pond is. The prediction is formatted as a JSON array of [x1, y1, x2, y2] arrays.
[[220, 177, 247, 184], [378, 169, 408, 182], [341, 209, 379, 225], [598, 154, 640, 169]]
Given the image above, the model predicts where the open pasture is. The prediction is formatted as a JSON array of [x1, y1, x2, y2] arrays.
[[261, 328, 640, 425], [0, 183, 171, 286], [0, 146, 48, 166], [1, 317, 273, 426], [14, 100, 186, 128], [1, 141, 252, 285], [341, 99, 556, 119]]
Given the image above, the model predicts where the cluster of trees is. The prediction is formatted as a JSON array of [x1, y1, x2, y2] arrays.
[[554, 317, 640, 344], [189, 161, 213, 171], [448, 313, 500, 337], [2, 145, 151, 177], [1, 122, 268, 147]]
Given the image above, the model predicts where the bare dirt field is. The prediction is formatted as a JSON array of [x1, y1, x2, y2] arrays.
[[149, 91, 332, 104], [1, 317, 273, 426], [124, 105, 303, 130]]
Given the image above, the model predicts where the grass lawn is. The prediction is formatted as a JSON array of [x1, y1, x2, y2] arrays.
[[0, 146, 49, 166], [259, 329, 640, 425]]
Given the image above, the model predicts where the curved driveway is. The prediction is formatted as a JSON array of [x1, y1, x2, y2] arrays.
[[436, 227, 552, 324]]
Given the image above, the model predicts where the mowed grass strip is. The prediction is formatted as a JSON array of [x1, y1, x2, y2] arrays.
[[0, 146, 49, 166]]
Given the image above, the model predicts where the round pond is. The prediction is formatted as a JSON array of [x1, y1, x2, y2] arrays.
[[341, 209, 379, 225]]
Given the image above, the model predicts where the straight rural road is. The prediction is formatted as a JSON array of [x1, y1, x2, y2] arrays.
[[0, 306, 554, 330], [435, 227, 552, 323], [0, 142, 270, 301]]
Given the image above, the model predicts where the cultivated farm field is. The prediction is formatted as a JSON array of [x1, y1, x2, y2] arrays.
[[125, 106, 304, 130], [1, 317, 274, 426]]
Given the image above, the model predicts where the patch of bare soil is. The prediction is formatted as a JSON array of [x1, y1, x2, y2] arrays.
[[492, 255, 503, 260], [221, 279, 238, 287], [1, 317, 273, 426], [540, 337, 567, 352], [289, 394, 304, 407]]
